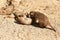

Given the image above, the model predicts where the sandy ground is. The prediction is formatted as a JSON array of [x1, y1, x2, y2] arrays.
[[0, 0, 60, 40]]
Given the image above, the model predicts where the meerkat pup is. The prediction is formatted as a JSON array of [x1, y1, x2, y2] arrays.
[[30, 11, 56, 32], [13, 12, 32, 25]]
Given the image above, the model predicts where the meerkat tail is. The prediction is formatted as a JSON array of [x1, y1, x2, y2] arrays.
[[46, 25, 56, 32], [50, 24, 56, 32], [50, 27, 56, 32]]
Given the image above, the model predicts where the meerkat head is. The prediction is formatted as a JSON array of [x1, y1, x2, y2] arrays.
[[30, 11, 36, 17]]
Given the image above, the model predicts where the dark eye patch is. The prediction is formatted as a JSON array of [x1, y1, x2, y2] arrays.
[[18, 15, 23, 17]]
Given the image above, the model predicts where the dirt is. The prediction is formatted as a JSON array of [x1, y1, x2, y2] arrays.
[[0, 0, 60, 40]]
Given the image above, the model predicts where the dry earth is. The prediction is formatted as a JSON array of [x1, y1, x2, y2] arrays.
[[0, 0, 60, 40]]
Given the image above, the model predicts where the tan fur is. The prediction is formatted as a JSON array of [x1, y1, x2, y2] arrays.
[[13, 13, 32, 25]]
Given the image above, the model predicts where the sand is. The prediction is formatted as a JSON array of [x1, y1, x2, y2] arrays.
[[0, 0, 60, 40]]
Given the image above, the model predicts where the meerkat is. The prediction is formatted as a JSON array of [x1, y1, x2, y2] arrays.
[[13, 12, 32, 25], [29, 11, 56, 32]]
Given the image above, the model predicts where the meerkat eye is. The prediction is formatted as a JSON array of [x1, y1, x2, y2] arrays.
[[18, 15, 22, 17]]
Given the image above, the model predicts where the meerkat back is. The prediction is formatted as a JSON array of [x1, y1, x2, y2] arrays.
[[30, 11, 56, 32]]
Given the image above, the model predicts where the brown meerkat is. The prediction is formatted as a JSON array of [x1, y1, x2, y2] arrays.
[[13, 12, 32, 25], [29, 11, 56, 32]]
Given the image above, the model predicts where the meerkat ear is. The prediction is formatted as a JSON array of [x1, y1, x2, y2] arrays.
[[30, 13, 33, 15], [30, 11, 34, 16]]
